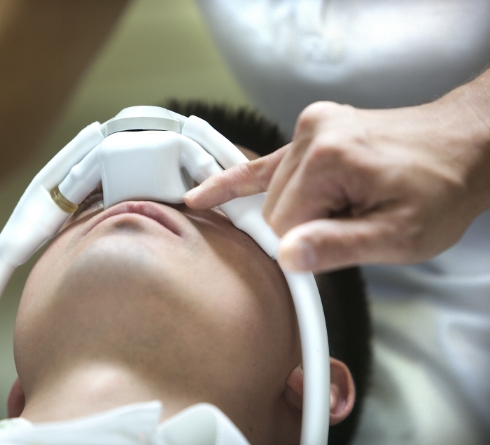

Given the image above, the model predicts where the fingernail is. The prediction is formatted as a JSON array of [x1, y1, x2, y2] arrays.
[[280, 238, 317, 271], [183, 186, 200, 201]]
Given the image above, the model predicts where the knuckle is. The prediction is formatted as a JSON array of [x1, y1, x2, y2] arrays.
[[218, 167, 247, 200], [383, 212, 425, 262], [297, 101, 340, 131], [307, 136, 347, 165], [240, 161, 256, 181], [239, 161, 270, 195], [268, 206, 301, 237], [255, 159, 274, 191], [268, 213, 285, 236], [303, 130, 365, 167], [262, 206, 271, 224]]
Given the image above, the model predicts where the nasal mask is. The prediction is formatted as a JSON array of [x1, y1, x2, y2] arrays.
[[0, 106, 330, 445]]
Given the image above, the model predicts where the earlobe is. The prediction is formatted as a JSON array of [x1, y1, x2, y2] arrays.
[[329, 357, 355, 425], [284, 365, 304, 411], [7, 377, 25, 418], [284, 358, 355, 424]]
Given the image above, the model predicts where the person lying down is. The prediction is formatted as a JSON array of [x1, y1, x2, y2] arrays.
[[1, 101, 372, 445]]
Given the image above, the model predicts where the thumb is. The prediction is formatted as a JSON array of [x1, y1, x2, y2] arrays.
[[184, 145, 288, 209], [278, 218, 396, 272]]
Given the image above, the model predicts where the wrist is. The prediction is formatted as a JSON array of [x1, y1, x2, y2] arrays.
[[432, 70, 490, 215]]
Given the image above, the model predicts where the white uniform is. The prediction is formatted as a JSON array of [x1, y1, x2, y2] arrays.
[[196, 1, 490, 444], [0, 402, 250, 445]]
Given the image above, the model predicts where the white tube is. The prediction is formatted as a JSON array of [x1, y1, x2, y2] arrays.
[[179, 136, 223, 183], [284, 272, 330, 445], [0, 187, 72, 267], [0, 123, 104, 298], [35, 122, 104, 190], [181, 116, 249, 168], [219, 194, 280, 259], [0, 260, 15, 298], [59, 147, 101, 205]]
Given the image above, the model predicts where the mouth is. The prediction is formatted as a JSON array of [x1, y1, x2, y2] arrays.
[[83, 201, 184, 237]]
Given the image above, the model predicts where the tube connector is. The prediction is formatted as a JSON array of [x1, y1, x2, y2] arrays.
[[50, 186, 78, 214]]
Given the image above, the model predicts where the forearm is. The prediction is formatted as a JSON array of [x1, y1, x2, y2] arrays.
[[433, 68, 490, 215], [0, 0, 129, 180]]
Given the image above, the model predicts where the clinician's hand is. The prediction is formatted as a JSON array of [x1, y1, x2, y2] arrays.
[[184, 72, 490, 272]]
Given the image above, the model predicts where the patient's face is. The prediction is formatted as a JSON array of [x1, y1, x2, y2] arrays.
[[16, 186, 301, 442]]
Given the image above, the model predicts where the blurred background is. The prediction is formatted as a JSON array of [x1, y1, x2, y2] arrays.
[[0, 0, 251, 419], [1, 2, 489, 443]]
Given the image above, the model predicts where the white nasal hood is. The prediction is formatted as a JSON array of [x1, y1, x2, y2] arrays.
[[60, 131, 223, 209], [0, 106, 330, 445]]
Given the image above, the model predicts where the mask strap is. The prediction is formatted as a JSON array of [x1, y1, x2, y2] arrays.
[[0, 123, 104, 294], [182, 116, 249, 168]]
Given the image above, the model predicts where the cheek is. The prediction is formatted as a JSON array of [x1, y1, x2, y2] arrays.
[[178, 233, 299, 380], [19, 226, 79, 316], [14, 229, 79, 387]]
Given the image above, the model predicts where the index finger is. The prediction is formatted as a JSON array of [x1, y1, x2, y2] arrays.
[[184, 146, 288, 208]]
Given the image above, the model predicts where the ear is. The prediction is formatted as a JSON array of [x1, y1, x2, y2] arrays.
[[284, 358, 355, 425], [284, 365, 304, 411], [7, 377, 25, 418], [329, 357, 355, 425]]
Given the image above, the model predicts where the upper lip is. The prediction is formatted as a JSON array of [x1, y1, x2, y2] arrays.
[[83, 201, 184, 237]]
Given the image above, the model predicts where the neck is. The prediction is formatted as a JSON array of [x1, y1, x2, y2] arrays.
[[20, 361, 196, 423]]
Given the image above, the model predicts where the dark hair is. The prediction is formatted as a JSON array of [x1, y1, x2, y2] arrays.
[[315, 270, 372, 445], [165, 100, 286, 156], [163, 99, 372, 445]]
